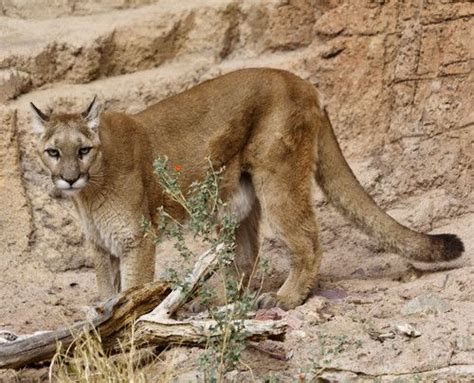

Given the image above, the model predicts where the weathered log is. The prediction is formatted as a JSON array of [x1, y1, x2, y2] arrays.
[[0, 281, 171, 369], [141, 244, 223, 321], [134, 318, 286, 347]]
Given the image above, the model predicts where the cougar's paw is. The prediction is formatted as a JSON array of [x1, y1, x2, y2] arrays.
[[257, 292, 302, 310]]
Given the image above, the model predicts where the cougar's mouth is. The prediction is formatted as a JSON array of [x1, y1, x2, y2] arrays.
[[54, 174, 89, 192]]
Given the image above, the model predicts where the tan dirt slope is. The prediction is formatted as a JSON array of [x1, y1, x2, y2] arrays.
[[0, 0, 473, 381]]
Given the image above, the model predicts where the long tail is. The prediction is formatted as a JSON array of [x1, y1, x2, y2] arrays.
[[315, 108, 464, 262]]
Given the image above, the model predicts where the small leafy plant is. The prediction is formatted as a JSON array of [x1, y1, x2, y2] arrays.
[[148, 156, 261, 380], [142, 157, 239, 291]]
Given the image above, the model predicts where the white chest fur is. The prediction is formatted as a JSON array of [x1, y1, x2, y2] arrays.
[[75, 197, 139, 258]]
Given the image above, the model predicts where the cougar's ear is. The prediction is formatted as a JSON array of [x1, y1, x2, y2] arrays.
[[82, 96, 102, 131], [30, 102, 50, 134]]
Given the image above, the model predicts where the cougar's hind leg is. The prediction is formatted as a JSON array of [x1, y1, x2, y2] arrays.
[[202, 202, 261, 310], [228, 173, 262, 286], [233, 198, 261, 288], [253, 169, 322, 310]]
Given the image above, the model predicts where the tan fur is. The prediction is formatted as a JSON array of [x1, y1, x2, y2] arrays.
[[32, 68, 464, 309]]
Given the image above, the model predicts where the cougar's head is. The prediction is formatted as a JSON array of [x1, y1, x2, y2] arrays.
[[31, 97, 102, 196]]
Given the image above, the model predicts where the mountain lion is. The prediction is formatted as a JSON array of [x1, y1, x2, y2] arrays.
[[31, 68, 464, 309]]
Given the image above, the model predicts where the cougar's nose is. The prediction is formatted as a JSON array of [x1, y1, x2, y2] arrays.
[[61, 175, 80, 186]]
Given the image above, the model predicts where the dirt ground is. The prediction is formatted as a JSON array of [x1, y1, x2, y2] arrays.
[[1, 0, 473, 381]]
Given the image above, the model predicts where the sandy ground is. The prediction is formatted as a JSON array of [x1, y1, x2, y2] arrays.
[[1, 195, 472, 382]]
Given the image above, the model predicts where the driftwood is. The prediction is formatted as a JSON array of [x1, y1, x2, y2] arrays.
[[0, 281, 171, 369], [134, 318, 286, 347], [0, 246, 287, 369], [142, 244, 224, 321]]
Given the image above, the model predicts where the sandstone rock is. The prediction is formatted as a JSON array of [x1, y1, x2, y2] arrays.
[[455, 335, 474, 352], [265, 0, 317, 51], [319, 370, 358, 382], [0, 69, 30, 102], [0, 107, 32, 263], [1, 0, 157, 19], [0, 0, 241, 90], [401, 294, 450, 316]]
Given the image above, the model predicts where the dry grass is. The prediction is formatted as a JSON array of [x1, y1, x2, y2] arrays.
[[49, 325, 152, 383]]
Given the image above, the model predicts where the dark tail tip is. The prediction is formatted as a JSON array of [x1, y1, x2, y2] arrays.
[[430, 234, 465, 261]]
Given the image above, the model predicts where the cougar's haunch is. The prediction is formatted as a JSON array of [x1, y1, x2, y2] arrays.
[[31, 68, 464, 309]]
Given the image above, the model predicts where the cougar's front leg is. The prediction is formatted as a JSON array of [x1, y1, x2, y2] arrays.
[[90, 241, 120, 300], [120, 236, 155, 292]]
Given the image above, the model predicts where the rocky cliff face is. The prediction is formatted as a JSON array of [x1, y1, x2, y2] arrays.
[[1, 1, 473, 380]]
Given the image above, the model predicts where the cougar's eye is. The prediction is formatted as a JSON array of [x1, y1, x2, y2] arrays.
[[45, 148, 60, 158], [78, 147, 92, 157]]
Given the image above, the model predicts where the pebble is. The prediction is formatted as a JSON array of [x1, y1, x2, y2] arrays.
[[401, 293, 450, 315]]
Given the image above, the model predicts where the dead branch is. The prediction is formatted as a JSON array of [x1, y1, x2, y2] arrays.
[[142, 243, 223, 321], [135, 318, 286, 346], [0, 281, 170, 369]]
